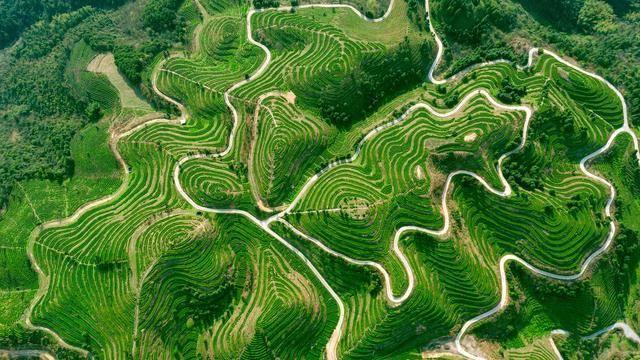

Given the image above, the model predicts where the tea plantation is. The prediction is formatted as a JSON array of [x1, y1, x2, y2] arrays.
[[1, 0, 639, 359]]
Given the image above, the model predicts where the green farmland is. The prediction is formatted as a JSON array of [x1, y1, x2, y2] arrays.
[[1, 0, 640, 359]]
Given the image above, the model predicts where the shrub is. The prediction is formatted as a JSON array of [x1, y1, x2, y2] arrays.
[[253, 0, 279, 9], [497, 78, 527, 104], [578, 0, 616, 33], [316, 38, 433, 127]]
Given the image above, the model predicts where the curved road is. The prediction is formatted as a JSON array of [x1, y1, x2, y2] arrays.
[[22, 0, 640, 359], [172, 1, 640, 359]]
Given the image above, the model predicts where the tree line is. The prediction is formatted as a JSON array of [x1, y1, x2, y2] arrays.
[[0, 0, 127, 49], [0, 0, 187, 209], [313, 38, 433, 128]]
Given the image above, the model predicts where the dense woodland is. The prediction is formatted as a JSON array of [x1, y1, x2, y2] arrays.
[[253, 0, 280, 8], [1, 7, 101, 209], [0, 0, 187, 209]]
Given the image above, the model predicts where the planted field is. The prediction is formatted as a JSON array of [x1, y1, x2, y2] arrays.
[[287, 95, 522, 268], [87, 53, 152, 111], [250, 94, 336, 207], [67, 41, 121, 114], [2, 0, 640, 359]]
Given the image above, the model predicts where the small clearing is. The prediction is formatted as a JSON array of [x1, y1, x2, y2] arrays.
[[463, 132, 477, 142], [9, 129, 21, 143], [415, 165, 425, 180], [557, 67, 570, 82], [339, 198, 373, 220], [283, 91, 297, 104], [87, 53, 152, 110]]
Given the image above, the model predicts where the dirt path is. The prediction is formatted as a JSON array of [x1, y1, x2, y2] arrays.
[[241, 2, 640, 359], [422, 1, 640, 358], [194, 0, 209, 19]]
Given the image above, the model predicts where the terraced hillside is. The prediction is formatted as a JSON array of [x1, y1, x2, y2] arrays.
[[2, 0, 640, 359]]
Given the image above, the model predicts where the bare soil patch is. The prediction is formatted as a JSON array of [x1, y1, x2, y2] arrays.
[[463, 132, 477, 142], [87, 53, 152, 110]]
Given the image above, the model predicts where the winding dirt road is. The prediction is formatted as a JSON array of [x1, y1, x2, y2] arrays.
[[22, 0, 640, 359]]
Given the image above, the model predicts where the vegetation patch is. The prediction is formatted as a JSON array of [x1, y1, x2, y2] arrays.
[[1, 0, 639, 358]]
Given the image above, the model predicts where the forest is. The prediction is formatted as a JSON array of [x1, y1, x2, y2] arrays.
[[316, 38, 433, 127], [0, 0, 127, 48], [0, 0, 187, 209]]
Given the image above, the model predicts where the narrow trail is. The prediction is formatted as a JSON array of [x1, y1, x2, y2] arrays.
[[249, 2, 639, 359], [583, 322, 640, 343], [21, 0, 640, 359], [170, 4, 401, 359], [193, 0, 209, 20], [16, 182, 43, 224], [271, 88, 533, 307], [422, 1, 640, 356], [226, 1, 640, 359]]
